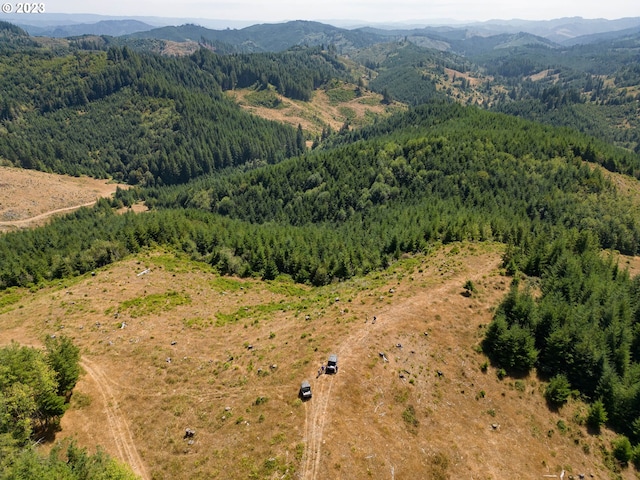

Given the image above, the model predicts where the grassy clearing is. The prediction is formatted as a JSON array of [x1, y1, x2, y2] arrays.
[[118, 291, 191, 317], [209, 277, 248, 293], [263, 277, 309, 297], [147, 251, 215, 274], [0, 288, 23, 314], [326, 87, 356, 104], [215, 299, 309, 327], [244, 88, 284, 109], [227, 84, 398, 137]]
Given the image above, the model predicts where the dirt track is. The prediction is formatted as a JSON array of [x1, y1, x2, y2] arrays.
[[0, 202, 100, 229], [80, 358, 149, 480], [298, 250, 503, 479], [0, 166, 124, 231]]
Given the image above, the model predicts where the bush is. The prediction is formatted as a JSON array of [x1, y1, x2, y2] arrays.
[[612, 436, 632, 465], [556, 419, 567, 433], [402, 405, 419, 429], [463, 279, 476, 296], [586, 399, 608, 432], [482, 317, 538, 373], [544, 374, 572, 407]]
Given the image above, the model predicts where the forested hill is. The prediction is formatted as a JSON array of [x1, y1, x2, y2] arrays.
[[5, 17, 640, 472], [0, 20, 38, 49], [134, 102, 640, 253], [0, 37, 354, 184], [2, 102, 637, 285], [345, 30, 640, 153], [125, 20, 390, 53]]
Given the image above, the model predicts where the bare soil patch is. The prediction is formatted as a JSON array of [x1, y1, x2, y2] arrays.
[[161, 41, 200, 56], [528, 69, 555, 82], [0, 166, 126, 232], [1, 243, 635, 479], [444, 67, 482, 87], [227, 86, 403, 137]]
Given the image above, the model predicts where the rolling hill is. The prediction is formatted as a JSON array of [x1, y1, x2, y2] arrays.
[[125, 20, 390, 53]]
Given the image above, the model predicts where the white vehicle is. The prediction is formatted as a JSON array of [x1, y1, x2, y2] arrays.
[[299, 380, 312, 399], [326, 354, 338, 374]]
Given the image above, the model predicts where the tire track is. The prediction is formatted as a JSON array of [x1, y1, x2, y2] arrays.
[[299, 250, 502, 479], [80, 358, 149, 480], [301, 373, 332, 480], [0, 201, 98, 228], [299, 322, 374, 480]]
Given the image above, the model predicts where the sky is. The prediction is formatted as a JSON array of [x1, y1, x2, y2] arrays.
[[47, 0, 640, 25]]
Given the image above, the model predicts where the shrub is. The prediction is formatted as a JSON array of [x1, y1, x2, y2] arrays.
[[612, 436, 632, 465], [544, 374, 572, 407], [402, 405, 419, 428], [556, 420, 567, 434], [586, 400, 608, 432], [463, 279, 476, 296]]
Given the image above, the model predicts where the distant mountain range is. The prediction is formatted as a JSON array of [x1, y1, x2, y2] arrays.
[[5, 13, 640, 51], [458, 16, 640, 44], [21, 20, 156, 38]]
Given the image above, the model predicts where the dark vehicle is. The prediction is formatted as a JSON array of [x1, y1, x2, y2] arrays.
[[326, 354, 338, 374], [299, 380, 312, 399]]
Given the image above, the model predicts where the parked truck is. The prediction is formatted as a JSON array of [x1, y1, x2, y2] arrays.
[[326, 354, 338, 374], [299, 380, 312, 399]]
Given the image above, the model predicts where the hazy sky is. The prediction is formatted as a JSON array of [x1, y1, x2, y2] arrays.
[[49, 0, 640, 24]]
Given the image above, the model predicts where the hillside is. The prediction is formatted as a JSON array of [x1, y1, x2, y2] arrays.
[[0, 35, 310, 185], [4, 17, 640, 479], [0, 242, 635, 479], [0, 166, 126, 232], [27, 20, 155, 38], [124, 20, 392, 54], [226, 82, 404, 136], [2, 19, 640, 181], [1, 159, 640, 478]]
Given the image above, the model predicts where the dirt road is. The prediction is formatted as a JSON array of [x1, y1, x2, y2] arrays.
[[80, 358, 149, 480], [0, 201, 99, 229], [298, 249, 503, 479], [0, 166, 125, 231]]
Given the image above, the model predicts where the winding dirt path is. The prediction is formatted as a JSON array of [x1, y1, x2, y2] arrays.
[[298, 249, 503, 480], [0, 201, 98, 228], [0, 165, 127, 231], [80, 358, 149, 480]]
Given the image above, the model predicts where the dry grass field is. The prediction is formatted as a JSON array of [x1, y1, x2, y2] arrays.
[[1, 240, 636, 480], [227, 84, 404, 139], [0, 166, 126, 232]]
